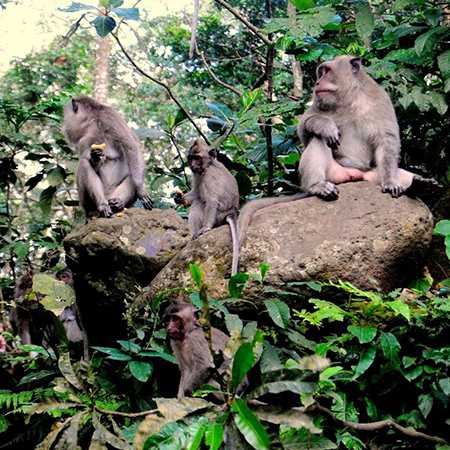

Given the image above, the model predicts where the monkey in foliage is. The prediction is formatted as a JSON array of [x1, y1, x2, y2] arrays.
[[163, 302, 229, 399], [62, 95, 152, 218]]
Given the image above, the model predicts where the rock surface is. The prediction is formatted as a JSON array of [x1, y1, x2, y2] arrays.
[[148, 183, 434, 300], [64, 208, 189, 344]]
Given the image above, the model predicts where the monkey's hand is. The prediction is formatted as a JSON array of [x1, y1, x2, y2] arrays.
[[381, 182, 404, 198], [320, 122, 341, 150], [137, 190, 153, 210], [108, 198, 125, 213], [98, 203, 113, 218], [172, 190, 186, 206]]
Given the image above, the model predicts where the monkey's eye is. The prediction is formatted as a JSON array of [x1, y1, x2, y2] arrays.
[[188, 155, 200, 161]]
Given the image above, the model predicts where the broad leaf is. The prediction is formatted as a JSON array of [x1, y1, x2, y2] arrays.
[[112, 7, 139, 20], [228, 272, 249, 298], [231, 343, 255, 391], [353, 346, 376, 379], [379, 332, 401, 369], [93, 15, 117, 37], [438, 50, 450, 79], [347, 325, 377, 344], [264, 299, 290, 328], [434, 220, 450, 237], [387, 300, 410, 321], [58, 352, 83, 390], [231, 399, 270, 450], [414, 27, 445, 57], [248, 381, 315, 399], [418, 394, 433, 419], [189, 263, 204, 289], [117, 340, 141, 353], [59, 2, 96, 12], [291, 0, 314, 10], [205, 420, 224, 450], [92, 347, 132, 361], [260, 342, 283, 374], [128, 361, 152, 382]]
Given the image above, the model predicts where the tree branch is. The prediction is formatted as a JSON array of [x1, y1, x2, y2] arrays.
[[95, 405, 158, 417], [213, 0, 272, 46], [111, 32, 209, 144], [196, 45, 242, 96], [306, 404, 447, 445]]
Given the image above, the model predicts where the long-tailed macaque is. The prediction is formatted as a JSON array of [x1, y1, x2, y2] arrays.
[[62, 95, 152, 218], [182, 138, 240, 274], [163, 302, 229, 399], [298, 55, 437, 200]]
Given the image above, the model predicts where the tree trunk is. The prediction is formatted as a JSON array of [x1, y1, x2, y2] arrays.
[[287, 1, 303, 98], [94, 35, 111, 103]]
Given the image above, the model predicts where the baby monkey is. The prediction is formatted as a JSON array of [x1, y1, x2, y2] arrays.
[[164, 302, 229, 399]]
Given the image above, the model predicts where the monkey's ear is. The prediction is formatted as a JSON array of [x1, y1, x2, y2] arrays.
[[208, 148, 217, 159], [71, 99, 79, 113], [350, 57, 362, 74]]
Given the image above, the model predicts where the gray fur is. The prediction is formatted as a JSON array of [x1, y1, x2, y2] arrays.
[[62, 95, 152, 218]]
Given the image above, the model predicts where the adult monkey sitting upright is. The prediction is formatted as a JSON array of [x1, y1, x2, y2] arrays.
[[298, 55, 437, 200], [62, 95, 152, 218]]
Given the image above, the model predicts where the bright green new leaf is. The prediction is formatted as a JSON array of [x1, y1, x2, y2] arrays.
[[231, 399, 270, 450], [291, 0, 314, 10], [347, 325, 377, 344], [189, 262, 204, 289], [128, 361, 152, 382], [387, 300, 411, 321], [204, 421, 224, 450], [434, 220, 450, 237], [228, 272, 250, 298]]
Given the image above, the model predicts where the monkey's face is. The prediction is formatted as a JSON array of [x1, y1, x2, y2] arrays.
[[166, 314, 186, 341], [188, 139, 213, 175], [314, 56, 362, 111]]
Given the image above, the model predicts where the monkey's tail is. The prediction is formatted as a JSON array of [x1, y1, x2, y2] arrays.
[[238, 192, 311, 247], [226, 215, 240, 276]]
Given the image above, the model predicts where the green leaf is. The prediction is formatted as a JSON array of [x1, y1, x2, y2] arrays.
[[231, 399, 270, 450], [429, 92, 448, 115], [112, 7, 139, 20], [117, 340, 141, 353], [287, 330, 316, 351], [387, 299, 410, 321], [418, 394, 433, 419], [59, 2, 96, 12], [291, 0, 314, 10], [231, 343, 254, 391], [280, 427, 337, 449], [379, 332, 401, 369], [92, 346, 132, 361], [404, 365, 423, 381], [18, 370, 56, 386], [228, 272, 250, 298], [93, 15, 117, 37], [439, 378, 450, 396], [259, 262, 269, 282], [356, 3, 375, 48], [260, 342, 283, 374], [264, 299, 290, 328], [204, 421, 224, 450], [189, 263, 204, 289], [414, 28, 445, 57], [138, 350, 177, 364], [240, 89, 263, 114], [188, 420, 207, 450], [438, 50, 450, 78], [47, 166, 65, 187], [347, 325, 377, 344], [434, 220, 450, 237], [39, 186, 57, 215], [0, 416, 8, 434], [128, 361, 152, 382], [353, 346, 376, 379]]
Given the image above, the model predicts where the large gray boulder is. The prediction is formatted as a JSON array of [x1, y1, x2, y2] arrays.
[[64, 208, 190, 344], [148, 183, 434, 300]]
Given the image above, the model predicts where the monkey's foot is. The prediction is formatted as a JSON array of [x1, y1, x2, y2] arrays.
[[138, 192, 153, 210], [404, 175, 443, 205], [98, 203, 113, 218], [311, 181, 339, 201], [192, 226, 212, 239], [108, 198, 125, 213], [381, 182, 404, 198]]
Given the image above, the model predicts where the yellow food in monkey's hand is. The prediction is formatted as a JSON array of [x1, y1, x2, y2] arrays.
[[90, 143, 107, 151]]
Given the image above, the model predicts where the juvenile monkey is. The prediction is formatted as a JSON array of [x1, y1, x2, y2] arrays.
[[62, 95, 152, 218], [182, 138, 240, 274], [163, 302, 229, 399], [298, 55, 436, 200]]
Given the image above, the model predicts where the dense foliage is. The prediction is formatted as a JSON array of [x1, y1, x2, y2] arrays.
[[0, 0, 449, 448]]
